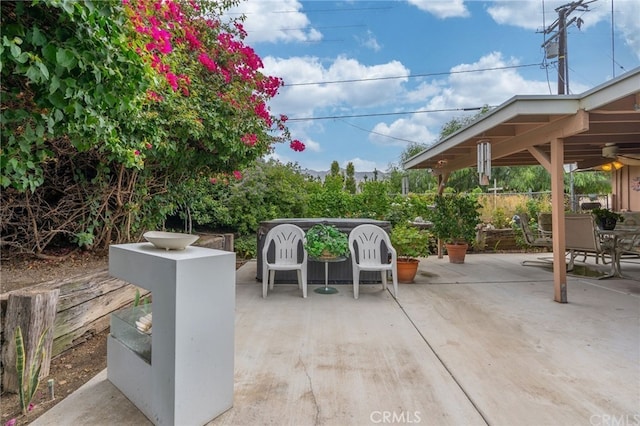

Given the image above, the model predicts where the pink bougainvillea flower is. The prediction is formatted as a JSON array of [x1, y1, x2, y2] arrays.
[[165, 72, 179, 91], [6, 418, 17, 426], [146, 91, 163, 102], [241, 133, 257, 147], [134, 150, 141, 156], [233, 170, 242, 180], [290, 140, 305, 152], [209, 177, 217, 184], [145, 143, 152, 149], [28, 403, 35, 412]]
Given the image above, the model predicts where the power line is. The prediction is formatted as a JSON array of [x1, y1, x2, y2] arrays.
[[285, 63, 542, 87], [288, 106, 488, 122], [338, 119, 425, 144], [247, 24, 367, 33]]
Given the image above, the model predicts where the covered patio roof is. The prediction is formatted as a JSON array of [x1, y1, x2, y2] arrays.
[[403, 67, 640, 304], [404, 67, 640, 173]]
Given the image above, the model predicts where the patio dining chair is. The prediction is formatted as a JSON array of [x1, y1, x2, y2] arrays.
[[516, 213, 554, 267], [349, 224, 398, 299], [516, 213, 553, 248], [262, 224, 308, 298], [565, 214, 614, 277]]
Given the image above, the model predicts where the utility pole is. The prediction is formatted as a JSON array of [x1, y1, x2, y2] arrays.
[[541, 0, 594, 95]]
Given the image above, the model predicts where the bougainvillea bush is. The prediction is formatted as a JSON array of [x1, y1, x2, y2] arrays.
[[0, 0, 304, 253]]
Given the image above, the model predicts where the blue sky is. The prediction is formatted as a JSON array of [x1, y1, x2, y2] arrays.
[[227, 0, 640, 172]]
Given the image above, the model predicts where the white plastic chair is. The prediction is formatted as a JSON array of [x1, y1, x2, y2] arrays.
[[262, 224, 308, 298], [349, 224, 398, 299]]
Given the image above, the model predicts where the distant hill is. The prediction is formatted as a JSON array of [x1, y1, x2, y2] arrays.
[[301, 168, 389, 183]]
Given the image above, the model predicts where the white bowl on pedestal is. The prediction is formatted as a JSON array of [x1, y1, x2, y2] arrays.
[[143, 231, 199, 250]]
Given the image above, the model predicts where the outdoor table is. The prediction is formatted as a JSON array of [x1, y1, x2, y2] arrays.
[[597, 228, 640, 278], [311, 256, 348, 294]]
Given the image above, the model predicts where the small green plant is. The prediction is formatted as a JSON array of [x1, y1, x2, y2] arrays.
[[15, 326, 48, 415], [592, 208, 624, 230], [234, 234, 257, 259], [430, 194, 482, 245], [490, 207, 509, 229], [390, 224, 431, 260], [591, 208, 624, 223], [72, 231, 94, 249], [133, 289, 150, 313], [304, 224, 350, 258]]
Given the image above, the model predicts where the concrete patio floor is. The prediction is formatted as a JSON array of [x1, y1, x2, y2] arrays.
[[33, 252, 639, 426]]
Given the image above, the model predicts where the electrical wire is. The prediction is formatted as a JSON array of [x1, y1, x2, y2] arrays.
[[287, 106, 488, 122], [285, 63, 541, 87]]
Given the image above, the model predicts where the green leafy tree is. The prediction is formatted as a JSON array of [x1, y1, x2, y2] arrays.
[[345, 162, 357, 194], [1, 0, 304, 254], [387, 142, 436, 194]]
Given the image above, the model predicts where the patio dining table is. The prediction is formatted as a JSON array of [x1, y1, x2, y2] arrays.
[[597, 227, 640, 278]]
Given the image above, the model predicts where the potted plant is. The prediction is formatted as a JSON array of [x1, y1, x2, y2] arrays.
[[430, 194, 482, 263], [304, 224, 350, 259], [390, 224, 431, 283], [591, 208, 624, 230]]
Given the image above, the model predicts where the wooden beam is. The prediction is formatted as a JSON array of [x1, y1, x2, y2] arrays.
[[550, 138, 567, 303], [442, 111, 590, 172], [528, 146, 552, 172]]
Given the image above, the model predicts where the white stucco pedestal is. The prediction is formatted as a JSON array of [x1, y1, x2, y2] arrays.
[[107, 243, 235, 426]]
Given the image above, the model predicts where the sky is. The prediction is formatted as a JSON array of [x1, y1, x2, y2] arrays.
[[226, 0, 640, 173]]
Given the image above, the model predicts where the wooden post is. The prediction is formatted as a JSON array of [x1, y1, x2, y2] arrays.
[[2, 289, 59, 393], [550, 137, 567, 303]]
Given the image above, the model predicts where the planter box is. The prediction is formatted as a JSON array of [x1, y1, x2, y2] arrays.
[[477, 228, 520, 252]]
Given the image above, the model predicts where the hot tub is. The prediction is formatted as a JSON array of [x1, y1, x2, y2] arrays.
[[257, 218, 392, 284]]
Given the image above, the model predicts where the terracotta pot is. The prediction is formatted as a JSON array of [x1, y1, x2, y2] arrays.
[[445, 243, 468, 264], [397, 258, 420, 283]]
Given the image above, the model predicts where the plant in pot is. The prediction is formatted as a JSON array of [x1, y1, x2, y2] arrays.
[[390, 224, 431, 283], [304, 224, 350, 259], [430, 194, 482, 264], [591, 208, 624, 230]]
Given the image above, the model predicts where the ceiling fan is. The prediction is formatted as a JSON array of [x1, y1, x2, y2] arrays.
[[601, 143, 640, 167]]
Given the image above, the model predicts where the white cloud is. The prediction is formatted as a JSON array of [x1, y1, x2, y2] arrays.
[[262, 55, 410, 116], [370, 118, 437, 147], [226, 0, 322, 44], [614, 0, 640, 59], [358, 30, 382, 52], [370, 51, 561, 148], [303, 139, 321, 152], [407, 0, 470, 18], [343, 158, 383, 173]]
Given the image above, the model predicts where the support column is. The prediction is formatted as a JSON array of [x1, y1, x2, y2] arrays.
[[550, 138, 567, 303]]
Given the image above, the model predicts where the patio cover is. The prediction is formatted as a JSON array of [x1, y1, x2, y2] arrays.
[[403, 67, 640, 303]]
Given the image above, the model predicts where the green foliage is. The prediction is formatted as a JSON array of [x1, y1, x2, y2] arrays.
[[234, 234, 257, 259], [1, 0, 150, 191], [345, 162, 356, 194], [385, 193, 434, 227], [572, 171, 611, 194], [591, 209, 624, 222], [351, 180, 390, 219], [430, 194, 482, 244], [304, 224, 350, 258], [490, 207, 509, 228], [15, 326, 48, 415], [390, 225, 431, 260]]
